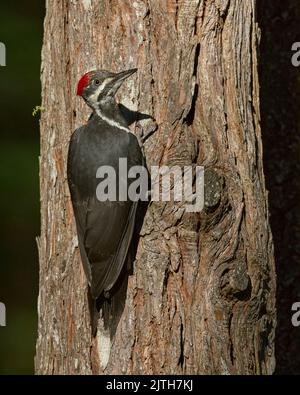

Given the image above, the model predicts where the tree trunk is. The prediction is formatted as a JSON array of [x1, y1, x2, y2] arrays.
[[36, 0, 276, 375]]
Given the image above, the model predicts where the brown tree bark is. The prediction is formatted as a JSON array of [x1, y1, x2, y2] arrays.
[[36, 0, 276, 375]]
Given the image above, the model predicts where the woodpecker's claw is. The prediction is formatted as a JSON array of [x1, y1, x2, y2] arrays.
[[141, 122, 158, 143], [136, 120, 158, 147]]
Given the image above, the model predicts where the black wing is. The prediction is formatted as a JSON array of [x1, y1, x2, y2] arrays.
[[67, 121, 143, 299]]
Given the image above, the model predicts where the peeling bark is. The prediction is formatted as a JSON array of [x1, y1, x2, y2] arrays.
[[36, 0, 276, 375]]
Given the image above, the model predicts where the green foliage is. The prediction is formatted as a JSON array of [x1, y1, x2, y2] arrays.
[[32, 105, 45, 117], [0, 0, 44, 374]]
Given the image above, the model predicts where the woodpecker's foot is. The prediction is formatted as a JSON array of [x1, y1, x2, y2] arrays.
[[136, 120, 158, 146]]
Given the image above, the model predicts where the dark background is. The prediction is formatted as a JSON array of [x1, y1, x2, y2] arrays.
[[0, 1, 44, 374], [0, 1, 299, 375], [258, 0, 300, 374]]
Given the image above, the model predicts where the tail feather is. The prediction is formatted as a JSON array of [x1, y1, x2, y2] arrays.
[[100, 274, 128, 336], [88, 255, 130, 337], [88, 287, 99, 337]]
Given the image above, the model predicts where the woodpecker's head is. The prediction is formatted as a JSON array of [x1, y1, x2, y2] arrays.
[[76, 68, 137, 111]]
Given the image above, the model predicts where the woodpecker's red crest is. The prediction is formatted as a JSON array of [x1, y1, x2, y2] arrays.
[[77, 72, 91, 96]]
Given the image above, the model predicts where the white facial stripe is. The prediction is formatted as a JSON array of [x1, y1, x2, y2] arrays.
[[87, 76, 133, 135], [88, 77, 114, 105]]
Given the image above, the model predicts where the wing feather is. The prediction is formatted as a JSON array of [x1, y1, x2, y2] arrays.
[[67, 121, 143, 300]]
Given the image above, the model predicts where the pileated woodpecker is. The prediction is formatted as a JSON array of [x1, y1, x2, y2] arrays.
[[67, 68, 143, 336]]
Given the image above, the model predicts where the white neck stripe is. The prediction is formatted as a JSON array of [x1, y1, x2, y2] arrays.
[[95, 108, 132, 134]]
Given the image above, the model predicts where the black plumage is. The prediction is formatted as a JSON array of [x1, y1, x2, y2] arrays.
[[67, 69, 143, 336]]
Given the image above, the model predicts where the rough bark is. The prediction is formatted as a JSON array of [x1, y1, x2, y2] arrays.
[[36, 0, 276, 375]]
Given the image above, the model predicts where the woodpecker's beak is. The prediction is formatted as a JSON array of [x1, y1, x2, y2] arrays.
[[108, 68, 138, 96]]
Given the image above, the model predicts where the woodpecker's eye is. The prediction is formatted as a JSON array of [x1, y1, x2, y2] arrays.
[[95, 79, 100, 85]]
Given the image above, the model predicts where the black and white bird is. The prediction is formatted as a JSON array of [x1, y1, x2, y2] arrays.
[[67, 68, 143, 336]]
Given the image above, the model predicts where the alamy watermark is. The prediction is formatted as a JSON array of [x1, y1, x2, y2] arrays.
[[96, 159, 204, 213], [291, 42, 300, 67], [0, 302, 6, 327], [291, 302, 300, 327], [0, 42, 6, 67]]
